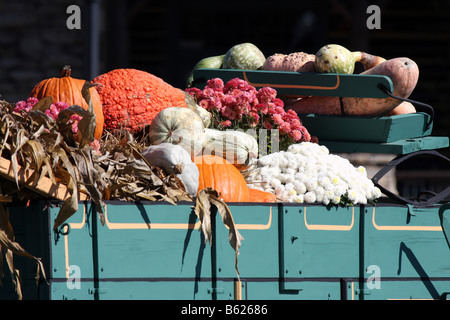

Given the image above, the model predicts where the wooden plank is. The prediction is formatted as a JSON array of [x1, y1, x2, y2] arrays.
[[320, 136, 449, 154], [0, 156, 87, 201]]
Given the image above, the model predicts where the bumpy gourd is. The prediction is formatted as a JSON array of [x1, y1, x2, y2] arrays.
[[315, 44, 386, 74], [222, 43, 266, 70], [147, 107, 205, 157], [141, 143, 199, 197], [92, 68, 187, 134], [202, 128, 258, 171], [315, 44, 356, 74], [262, 52, 316, 72]]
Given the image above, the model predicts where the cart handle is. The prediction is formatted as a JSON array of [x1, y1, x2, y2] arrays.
[[372, 150, 450, 207], [378, 84, 434, 130]]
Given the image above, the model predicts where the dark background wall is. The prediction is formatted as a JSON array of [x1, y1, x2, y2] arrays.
[[1, 0, 449, 135], [0, 0, 449, 194]]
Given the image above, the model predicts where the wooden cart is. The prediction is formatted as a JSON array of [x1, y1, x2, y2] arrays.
[[1, 70, 449, 300]]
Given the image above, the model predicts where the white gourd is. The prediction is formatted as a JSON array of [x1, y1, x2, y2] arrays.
[[202, 128, 258, 170], [148, 107, 205, 157], [184, 92, 212, 128], [192, 104, 212, 128], [141, 143, 199, 197]]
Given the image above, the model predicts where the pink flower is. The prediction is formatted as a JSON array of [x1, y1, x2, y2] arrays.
[[271, 113, 284, 126], [186, 87, 202, 100], [257, 87, 277, 102], [279, 122, 291, 134], [27, 97, 39, 105], [273, 98, 284, 108], [220, 120, 232, 128], [221, 105, 238, 120], [202, 87, 216, 99], [209, 96, 223, 110], [300, 126, 311, 141], [274, 106, 285, 115], [199, 99, 210, 110], [248, 111, 260, 127], [291, 129, 303, 141], [224, 78, 256, 94], [289, 118, 302, 130], [263, 120, 273, 130], [206, 78, 224, 91], [14, 97, 39, 114], [223, 94, 237, 106], [14, 101, 28, 114], [254, 102, 268, 114], [188, 77, 312, 149]]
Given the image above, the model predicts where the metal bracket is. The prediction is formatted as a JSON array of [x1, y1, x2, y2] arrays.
[[279, 205, 303, 291], [88, 288, 107, 295], [439, 204, 450, 250]]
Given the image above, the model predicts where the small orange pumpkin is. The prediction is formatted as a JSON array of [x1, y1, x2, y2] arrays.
[[194, 154, 250, 202], [30, 66, 104, 140], [248, 188, 277, 203]]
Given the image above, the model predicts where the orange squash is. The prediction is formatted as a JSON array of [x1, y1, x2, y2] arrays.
[[248, 188, 277, 202], [194, 154, 250, 202], [287, 58, 419, 117], [30, 66, 104, 140], [386, 101, 416, 116], [92, 68, 187, 134]]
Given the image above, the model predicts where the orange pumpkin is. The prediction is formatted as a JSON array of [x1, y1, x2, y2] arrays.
[[194, 154, 250, 202], [248, 188, 277, 203], [30, 66, 104, 140]]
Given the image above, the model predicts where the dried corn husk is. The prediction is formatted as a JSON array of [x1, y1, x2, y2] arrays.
[[193, 188, 244, 278], [0, 83, 195, 298]]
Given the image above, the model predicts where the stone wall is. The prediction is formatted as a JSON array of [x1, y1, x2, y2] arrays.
[[0, 0, 90, 103]]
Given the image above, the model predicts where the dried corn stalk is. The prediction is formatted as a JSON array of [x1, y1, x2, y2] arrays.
[[0, 84, 194, 298], [0, 204, 47, 300], [193, 188, 244, 278]]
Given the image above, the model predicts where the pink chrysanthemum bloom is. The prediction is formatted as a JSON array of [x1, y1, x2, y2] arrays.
[[206, 78, 224, 91], [291, 129, 303, 141], [185, 77, 312, 151], [219, 120, 232, 128]]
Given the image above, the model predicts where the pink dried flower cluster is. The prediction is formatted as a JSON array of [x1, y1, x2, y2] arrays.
[[14, 97, 39, 114], [186, 78, 311, 149], [14, 97, 100, 152], [15, 98, 82, 134]]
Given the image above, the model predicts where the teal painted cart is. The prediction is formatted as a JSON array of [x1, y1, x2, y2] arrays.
[[2, 198, 450, 300], [1, 69, 450, 300]]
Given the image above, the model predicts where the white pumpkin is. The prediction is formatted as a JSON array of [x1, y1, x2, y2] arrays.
[[202, 128, 259, 170], [141, 143, 199, 197], [148, 107, 205, 157]]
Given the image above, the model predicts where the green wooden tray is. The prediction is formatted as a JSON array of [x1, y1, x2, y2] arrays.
[[191, 68, 448, 155], [192, 68, 393, 98], [319, 136, 449, 154], [301, 112, 433, 143]]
